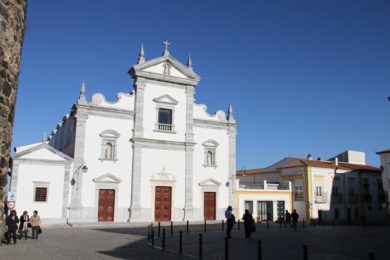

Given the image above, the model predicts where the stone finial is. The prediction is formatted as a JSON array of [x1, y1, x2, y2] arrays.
[[187, 54, 193, 71], [227, 104, 235, 123], [137, 44, 145, 64], [78, 80, 87, 104], [162, 40, 171, 56]]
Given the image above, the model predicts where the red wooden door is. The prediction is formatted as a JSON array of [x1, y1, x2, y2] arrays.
[[98, 189, 115, 221], [155, 186, 172, 221], [204, 192, 216, 220]]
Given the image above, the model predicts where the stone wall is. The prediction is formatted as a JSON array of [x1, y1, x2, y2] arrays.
[[0, 0, 27, 220]]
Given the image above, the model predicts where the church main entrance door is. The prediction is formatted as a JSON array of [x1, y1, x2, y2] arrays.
[[98, 189, 115, 221], [204, 192, 216, 220], [155, 186, 172, 221]]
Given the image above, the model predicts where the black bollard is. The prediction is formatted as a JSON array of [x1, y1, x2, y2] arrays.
[[162, 229, 166, 250], [257, 240, 262, 260], [369, 252, 375, 260], [179, 231, 183, 254], [187, 220, 189, 234], [332, 220, 335, 227], [158, 222, 161, 238], [303, 218, 305, 228], [267, 219, 269, 229], [199, 233, 203, 259], [238, 220, 240, 231], [279, 220, 282, 229], [225, 236, 229, 260], [151, 227, 155, 246], [303, 244, 308, 260], [171, 221, 173, 235], [147, 225, 151, 243], [222, 220, 225, 232], [204, 219, 207, 232]]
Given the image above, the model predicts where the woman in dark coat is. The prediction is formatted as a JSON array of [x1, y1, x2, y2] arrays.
[[242, 209, 254, 239], [6, 210, 19, 244], [19, 210, 30, 240]]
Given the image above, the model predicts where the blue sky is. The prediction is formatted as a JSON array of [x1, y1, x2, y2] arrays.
[[13, 0, 390, 168]]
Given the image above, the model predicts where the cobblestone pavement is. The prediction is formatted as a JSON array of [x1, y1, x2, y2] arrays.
[[0, 222, 389, 259]]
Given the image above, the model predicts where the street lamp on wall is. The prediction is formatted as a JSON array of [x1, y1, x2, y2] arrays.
[[71, 163, 88, 190]]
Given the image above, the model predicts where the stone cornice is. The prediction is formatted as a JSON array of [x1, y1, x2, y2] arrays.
[[193, 118, 237, 130], [13, 158, 72, 166], [76, 104, 134, 120], [133, 70, 199, 86], [130, 137, 196, 151]]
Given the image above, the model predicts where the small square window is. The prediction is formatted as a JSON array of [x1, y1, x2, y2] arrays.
[[35, 187, 47, 202]]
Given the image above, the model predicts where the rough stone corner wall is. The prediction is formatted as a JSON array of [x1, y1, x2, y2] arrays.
[[0, 0, 27, 206]]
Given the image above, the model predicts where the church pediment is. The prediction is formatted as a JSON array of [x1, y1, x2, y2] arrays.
[[93, 173, 122, 183], [129, 55, 201, 86], [153, 94, 179, 105], [14, 143, 72, 162], [198, 178, 222, 187]]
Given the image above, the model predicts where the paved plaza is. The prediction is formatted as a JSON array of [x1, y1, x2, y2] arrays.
[[0, 222, 389, 259]]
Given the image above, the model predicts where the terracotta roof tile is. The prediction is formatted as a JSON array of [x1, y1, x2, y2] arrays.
[[236, 168, 262, 176], [377, 149, 390, 154]]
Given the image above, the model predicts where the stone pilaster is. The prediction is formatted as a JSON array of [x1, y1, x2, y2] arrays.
[[62, 164, 71, 219], [69, 108, 88, 219], [228, 124, 237, 215], [129, 79, 146, 221], [9, 162, 19, 192], [184, 86, 195, 220]]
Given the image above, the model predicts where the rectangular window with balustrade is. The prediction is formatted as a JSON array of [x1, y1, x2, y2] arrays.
[[156, 108, 174, 132]]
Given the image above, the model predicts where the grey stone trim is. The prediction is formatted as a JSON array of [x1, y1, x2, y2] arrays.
[[13, 143, 73, 161], [94, 182, 120, 222], [134, 70, 199, 86], [77, 104, 134, 120], [12, 158, 72, 166], [228, 124, 237, 215], [131, 137, 196, 151], [62, 164, 71, 218], [193, 119, 236, 130], [133, 81, 145, 137], [153, 94, 179, 105], [69, 109, 88, 208], [130, 54, 201, 82], [93, 173, 122, 183], [141, 78, 195, 90], [129, 142, 143, 221], [10, 163, 19, 193]]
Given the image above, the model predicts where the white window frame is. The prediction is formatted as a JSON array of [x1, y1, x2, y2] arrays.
[[202, 140, 219, 167], [99, 130, 120, 161]]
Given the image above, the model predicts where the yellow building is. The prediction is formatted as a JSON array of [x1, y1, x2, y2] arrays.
[[237, 151, 386, 224]]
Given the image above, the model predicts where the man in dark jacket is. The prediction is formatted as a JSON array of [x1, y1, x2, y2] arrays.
[[285, 210, 291, 228], [6, 210, 19, 244], [291, 209, 299, 231], [242, 209, 255, 239]]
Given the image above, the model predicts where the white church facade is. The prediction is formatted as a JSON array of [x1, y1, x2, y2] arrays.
[[11, 42, 237, 223]]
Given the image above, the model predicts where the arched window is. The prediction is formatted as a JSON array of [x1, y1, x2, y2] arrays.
[[207, 150, 214, 166], [203, 140, 219, 167], [104, 142, 113, 159], [99, 130, 120, 161]]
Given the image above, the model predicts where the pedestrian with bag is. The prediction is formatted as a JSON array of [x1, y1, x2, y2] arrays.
[[225, 206, 235, 238], [6, 210, 19, 245], [18, 210, 30, 240], [242, 209, 255, 239], [30, 210, 41, 239]]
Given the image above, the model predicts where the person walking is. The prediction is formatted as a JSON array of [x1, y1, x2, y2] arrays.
[[6, 210, 19, 244], [18, 210, 30, 240], [242, 209, 255, 239], [291, 209, 299, 231], [225, 206, 235, 238], [285, 210, 291, 228], [30, 210, 41, 239]]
